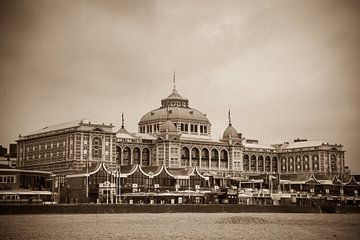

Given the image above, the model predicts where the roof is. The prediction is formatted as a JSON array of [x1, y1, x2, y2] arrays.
[[353, 175, 360, 182], [22, 119, 89, 137], [132, 133, 157, 140], [164, 167, 194, 179], [180, 135, 223, 143], [283, 140, 324, 149], [0, 190, 52, 195], [163, 89, 187, 101], [244, 143, 275, 150], [139, 106, 209, 124], [0, 168, 53, 176], [314, 173, 337, 181], [119, 165, 138, 175], [344, 176, 360, 186], [222, 125, 239, 140], [20, 119, 115, 138], [65, 162, 102, 178], [280, 173, 311, 182], [116, 130, 137, 139], [139, 165, 163, 176]]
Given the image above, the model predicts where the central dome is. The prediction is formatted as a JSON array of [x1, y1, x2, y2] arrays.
[[138, 83, 211, 136], [139, 87, 210, 125], [139, 106, 209, 124]]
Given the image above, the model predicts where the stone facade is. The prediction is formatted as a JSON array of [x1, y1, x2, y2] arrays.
[[16, 87, 346, 177], [17, 120, 116, 174]]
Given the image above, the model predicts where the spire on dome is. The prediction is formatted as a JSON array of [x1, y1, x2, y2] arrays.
[[121, 112, 125, 129], [172, 68, 176, 93], [228, 109, 232, 126]]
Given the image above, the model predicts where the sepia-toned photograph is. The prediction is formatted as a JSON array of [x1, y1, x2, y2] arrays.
[[1, 0, 360, 239]]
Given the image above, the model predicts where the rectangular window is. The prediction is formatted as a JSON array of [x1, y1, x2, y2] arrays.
[[2, 175, 16, 183]]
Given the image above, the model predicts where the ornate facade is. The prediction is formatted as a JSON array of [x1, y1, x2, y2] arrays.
[[115, 85, 345, 176], [16, 84, 345, 177], [16, 120, 116, 174]]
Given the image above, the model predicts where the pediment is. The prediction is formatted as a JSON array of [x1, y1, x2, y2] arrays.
[[92, 127, 105, 132]]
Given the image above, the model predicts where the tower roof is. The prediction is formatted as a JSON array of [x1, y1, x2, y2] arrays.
[[222, 110, 240, 140]]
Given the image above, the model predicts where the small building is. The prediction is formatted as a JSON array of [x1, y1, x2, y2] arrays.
[[0, 168, 54, 204]]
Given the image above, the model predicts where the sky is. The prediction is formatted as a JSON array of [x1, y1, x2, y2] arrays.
[[0, 0, 359, 172]]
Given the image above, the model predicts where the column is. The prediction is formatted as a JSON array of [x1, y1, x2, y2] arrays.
[[199, 149, 202, 168], [140, 148, 143, 166], [120, 148, 123, 165], [65, 134, 69, 161], [89, 135, 92, 162], [189, 147, 192, 167], [209, 149, 212, 171], [218, 151, 220, 169], [130, 148, 133, 165], [102, 136, 106, 162], [168, 144, 171, 167], [80, 133, 84, 161], [255, 156, 258, 173], [110, 136, 113, 162]]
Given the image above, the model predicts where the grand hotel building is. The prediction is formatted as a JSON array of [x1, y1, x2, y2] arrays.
[[16, 84, 345, 178]]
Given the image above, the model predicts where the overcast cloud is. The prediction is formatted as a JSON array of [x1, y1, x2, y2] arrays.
[[0, 0, 359, 172]]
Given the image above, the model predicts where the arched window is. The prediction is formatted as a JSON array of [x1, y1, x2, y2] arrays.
[[211, 149, 219, 168], [258, 156, 264, 172], [191, 148, 200, 167], [331, 155, 337, 173], [220, 150, 228, 168], [288, 157, 294, 172], [123, 147, 131, 165], [250, 155, 256, 172], [303, 155, 309, 171], [296, 156, 301, 172], [181, 147, 190, 166], [116, 146, 121, 164], [272, 157, 278, 173], [265, 156, 271, 172], [201, 148, 209, 168], [281, 157, 286, 172], [142, 148, 150, 166], [133, 147, 140, 164], [92, 137, 102, 159], [243, 155, 249, 171]]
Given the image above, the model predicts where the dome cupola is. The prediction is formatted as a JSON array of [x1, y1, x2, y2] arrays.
[[138, 71, 211, 136], [222, 110, 241, 141]]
